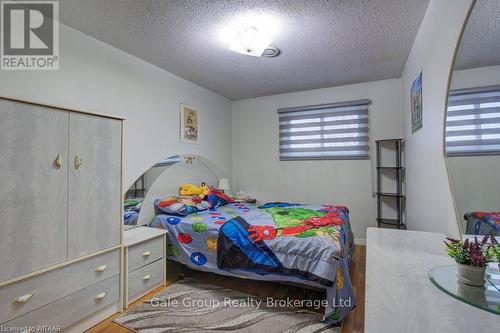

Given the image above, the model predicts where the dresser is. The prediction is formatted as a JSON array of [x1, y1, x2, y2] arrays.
[[123, 226, 167, 308], [0, 97, 124, 332], [365, 228, 498, 333]]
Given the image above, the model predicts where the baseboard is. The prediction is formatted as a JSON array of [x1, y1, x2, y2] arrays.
[[354, 238, 366, 246]]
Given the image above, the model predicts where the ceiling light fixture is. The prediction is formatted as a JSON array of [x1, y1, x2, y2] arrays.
[[218, 13, 281, 58], [229, 26, 272, 57]]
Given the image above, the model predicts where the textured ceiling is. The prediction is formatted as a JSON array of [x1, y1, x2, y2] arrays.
[[454, 0, 500, 70], [59, 0, 430, 100]]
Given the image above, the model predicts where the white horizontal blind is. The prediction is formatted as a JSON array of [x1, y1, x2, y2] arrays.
[[278, 99, 371, 160], [446, 85, 500, 156]]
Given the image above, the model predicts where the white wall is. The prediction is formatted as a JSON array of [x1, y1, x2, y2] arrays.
[[0, 23, 233, 190], [447, 65, 500, 231], [451, 65, 500, 90], [401, 0, 474, 237], [447, 156, 500, 231], [231, 78, 402, 241]]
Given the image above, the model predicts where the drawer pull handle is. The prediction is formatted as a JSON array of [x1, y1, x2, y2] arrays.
[[95, 265, 107, 272], [55, 154, 62, 169], [14, 294, 33, 303], [74, 155, 82, 169], [95, 292, 107, 300], [142, 251, 151, 257], [142, 274, 152, 281]]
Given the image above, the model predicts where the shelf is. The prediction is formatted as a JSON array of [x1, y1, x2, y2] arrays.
[[376, 166, 404, 170], [376, 137, 405, 230], [375, 138, 404, 142], [377, 218, 406, 229], [377, 218, 402, 225], [376, 192, 405, 198]]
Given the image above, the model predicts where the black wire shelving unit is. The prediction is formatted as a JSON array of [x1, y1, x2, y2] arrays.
[[376, 139, 406, 229]]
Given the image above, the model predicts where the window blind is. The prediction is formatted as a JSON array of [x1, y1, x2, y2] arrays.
[[446, 85, 500, 156], [278, 99, 371, 160]]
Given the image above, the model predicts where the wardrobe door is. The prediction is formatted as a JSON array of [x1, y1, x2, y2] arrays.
[[0, 99, 68, 282], [68, 113, 121, 259]]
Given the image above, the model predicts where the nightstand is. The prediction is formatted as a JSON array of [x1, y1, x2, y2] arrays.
[[123, 226, 167, 308]]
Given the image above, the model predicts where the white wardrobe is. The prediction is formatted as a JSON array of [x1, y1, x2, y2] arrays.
[[0, 97, 123, 331]]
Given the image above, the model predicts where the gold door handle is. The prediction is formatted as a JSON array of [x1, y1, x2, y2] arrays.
[[55, 154, 62, 169], [74, 155, 82, 169], [95, 292, 107, 300], [142, 274, 151, 281], [14, 293, 33, 303], [95, 265, 107, 272], [142, 251, 151, 257]]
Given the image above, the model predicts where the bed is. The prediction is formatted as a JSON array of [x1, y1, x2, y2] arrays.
[[464, 212, 500, 235], [128, 155, 356, 325], [124, 198, 143, 225], [149, 200, 355, 325]]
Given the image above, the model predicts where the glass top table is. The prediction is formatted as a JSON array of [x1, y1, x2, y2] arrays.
[[429, 264, 500, 315]]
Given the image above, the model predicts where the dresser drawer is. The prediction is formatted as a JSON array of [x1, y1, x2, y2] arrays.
[[0, 249, 119, 323], [4, 275, 119, 329], [128, 236, 163, 272], [128, 259, 164, 302]]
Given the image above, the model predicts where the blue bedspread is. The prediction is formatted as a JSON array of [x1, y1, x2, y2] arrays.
[[465, 212, 500, 235], [150, 202, 355, 324]]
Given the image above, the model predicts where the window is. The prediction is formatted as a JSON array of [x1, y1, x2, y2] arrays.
[[446, 85, 500, 156], [278, 99, 371, 160]]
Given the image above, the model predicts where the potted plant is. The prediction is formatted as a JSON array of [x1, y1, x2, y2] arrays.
[[489, 235, 500, 270], [444, 235, 495, 287]]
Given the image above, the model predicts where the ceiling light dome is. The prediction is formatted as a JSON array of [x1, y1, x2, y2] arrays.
[[218, 13, 282, 58], [229, 26, 272, 57]]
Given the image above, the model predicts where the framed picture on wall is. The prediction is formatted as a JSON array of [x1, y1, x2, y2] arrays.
[[180, 103, 199, 144], [411, 71, 423, 133]]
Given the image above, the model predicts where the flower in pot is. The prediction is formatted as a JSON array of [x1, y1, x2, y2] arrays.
[[488, 235, 500, 270], [444, 234, 495, 287]]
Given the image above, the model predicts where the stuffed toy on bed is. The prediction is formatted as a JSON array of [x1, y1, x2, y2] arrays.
[[179, 182, 209, 198], [205, 186, 234, 209]]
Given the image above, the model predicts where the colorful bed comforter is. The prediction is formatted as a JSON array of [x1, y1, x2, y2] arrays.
[[465, 212, 500, 235], [124, 198, 143, 225], [150, 202, 355, 325]]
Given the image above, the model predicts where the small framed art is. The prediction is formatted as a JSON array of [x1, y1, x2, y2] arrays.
[[180, 103, 199, 144], [411, 72, 423, 133]]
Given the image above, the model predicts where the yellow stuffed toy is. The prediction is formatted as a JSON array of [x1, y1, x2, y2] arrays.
[[179, 182, 209, 198]]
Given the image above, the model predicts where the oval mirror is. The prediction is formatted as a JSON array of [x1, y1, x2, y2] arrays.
[[445, 0, 500, 236], [124, 154, 226, 230]]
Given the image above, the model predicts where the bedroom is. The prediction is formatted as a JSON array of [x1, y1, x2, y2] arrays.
[[0, 0, 498, 332]]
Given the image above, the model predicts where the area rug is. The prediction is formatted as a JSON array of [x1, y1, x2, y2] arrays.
[[114, 278, 340, 333]]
